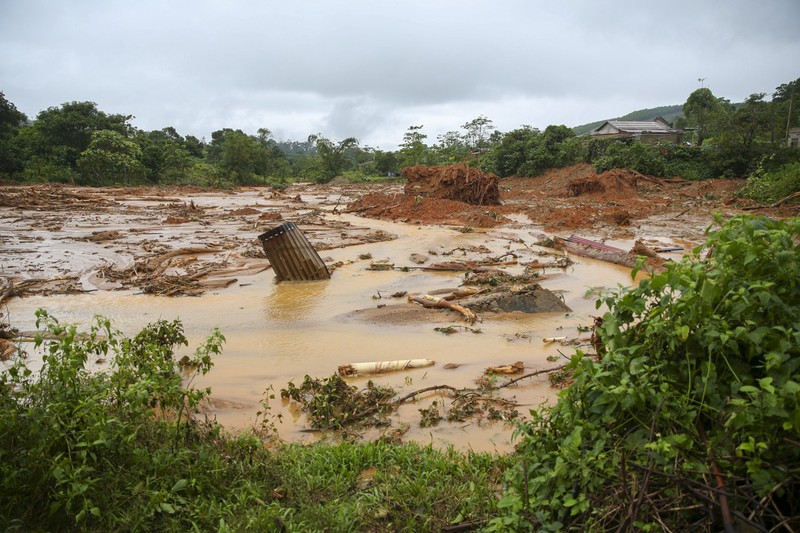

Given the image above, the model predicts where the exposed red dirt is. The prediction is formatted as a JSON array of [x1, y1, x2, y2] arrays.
[[345, 163, 796, 233], [345, 191, 505, 228], [402, 164, 501, 205]]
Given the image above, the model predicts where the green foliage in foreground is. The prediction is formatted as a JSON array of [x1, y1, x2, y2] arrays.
[[491, 214, 800, 532], [0, 311, 507, 531]]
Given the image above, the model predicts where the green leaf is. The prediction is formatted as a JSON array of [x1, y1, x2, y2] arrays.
[[629, 356, 648, 375], [758, 377, 775, 394], [563, 496, 578, 507]]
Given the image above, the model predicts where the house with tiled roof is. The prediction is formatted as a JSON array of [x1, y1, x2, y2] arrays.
[[589, 117, 683, 145]]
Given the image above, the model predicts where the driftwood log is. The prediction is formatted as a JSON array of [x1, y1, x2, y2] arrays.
[[553, 236, 666, 271], [144, 247, 221, 275], [409, 294, 478, 323], [338, 359, 436, 377]]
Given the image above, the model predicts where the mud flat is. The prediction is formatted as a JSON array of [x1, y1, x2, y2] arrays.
[[1, 167, 792, 451]]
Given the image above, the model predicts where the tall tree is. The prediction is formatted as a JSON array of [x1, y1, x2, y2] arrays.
[[433, 131, 468, 164], [219, 130, 286, 184], [683, 88, 727, 146], [0, 92, 27, 138], [397, 125, 431, 168], [183, 135, 205, 158], [713, 92, 776, 178], [77, 130, 145, 184], [0, 92, 28, 175], [772, 76, 799, 141], [462, 115, 496, 155], [29, 101, 133, 169], [307, 134, 359, 182], [373, 150, 399, 175], [491, 127, 540, 178]]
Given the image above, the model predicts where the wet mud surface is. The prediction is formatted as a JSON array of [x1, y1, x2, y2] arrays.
[[2, 166, 796, 451]]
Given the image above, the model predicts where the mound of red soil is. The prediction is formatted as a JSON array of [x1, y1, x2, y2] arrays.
[[566, 168, 645, 197], [344, 163, 759, 233], [402, 164, 501, 205], [345, 192, 503, 228]]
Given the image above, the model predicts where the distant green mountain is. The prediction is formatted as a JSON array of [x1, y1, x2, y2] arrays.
[[572, 104, 685, 135]]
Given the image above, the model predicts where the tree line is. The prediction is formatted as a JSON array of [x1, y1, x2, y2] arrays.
[[0, 76, 798, 189]]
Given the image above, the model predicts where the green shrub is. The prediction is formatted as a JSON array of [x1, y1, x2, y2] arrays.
[[0, 312, 237, 530], [22, 156, 78, 184], [589, 140, 723, 180], [491, 215, 800, 532], [593, 141, 668, 177], [662, 144, 717, 180], [739, 161, 800, 204]]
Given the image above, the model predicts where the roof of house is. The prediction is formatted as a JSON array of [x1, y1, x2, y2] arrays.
[[590, 117, 681, 136]]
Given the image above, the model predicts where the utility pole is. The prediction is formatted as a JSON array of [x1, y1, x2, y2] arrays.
[[787, 83, 795, 143]]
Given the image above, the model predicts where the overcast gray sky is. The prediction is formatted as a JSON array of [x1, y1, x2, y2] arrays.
[[1, 1, 798, 149]]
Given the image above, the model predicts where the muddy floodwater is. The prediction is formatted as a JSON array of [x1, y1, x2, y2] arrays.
[[3, 173, 774, 452]]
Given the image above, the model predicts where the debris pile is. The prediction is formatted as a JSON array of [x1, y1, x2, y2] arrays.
[[460, 285, 572, 314], [566, 168, 646, 197], [402, 164, 501, 205]]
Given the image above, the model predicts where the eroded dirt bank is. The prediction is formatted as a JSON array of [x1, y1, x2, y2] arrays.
[[1, 165, 795, 450]]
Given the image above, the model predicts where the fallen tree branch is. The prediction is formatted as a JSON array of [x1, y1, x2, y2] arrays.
[[409, 294, 478, 323], [771, 190, 800, 207], [393, 385, 459, 405], [743, 191, 800, 210], [551, 236, 666, 272], [144, 247, 221, 274], [497, 364, 568, 388]]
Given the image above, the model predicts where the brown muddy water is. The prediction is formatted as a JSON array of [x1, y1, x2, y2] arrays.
[[4, 209, 654, 453]]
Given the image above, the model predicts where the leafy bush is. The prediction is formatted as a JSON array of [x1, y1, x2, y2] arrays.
[[593, 141, 668, 177], [490, 126, 585, 178], [739, 161, 800, 204], [589, 139, 724, 180], [661, 143, 717, 180], [22, 156, 78, 184], [491, 215, 800, 531], [0, 312, 240, 530]]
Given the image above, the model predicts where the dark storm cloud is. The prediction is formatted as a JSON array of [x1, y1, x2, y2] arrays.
[[1, 0, 798, 149]]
